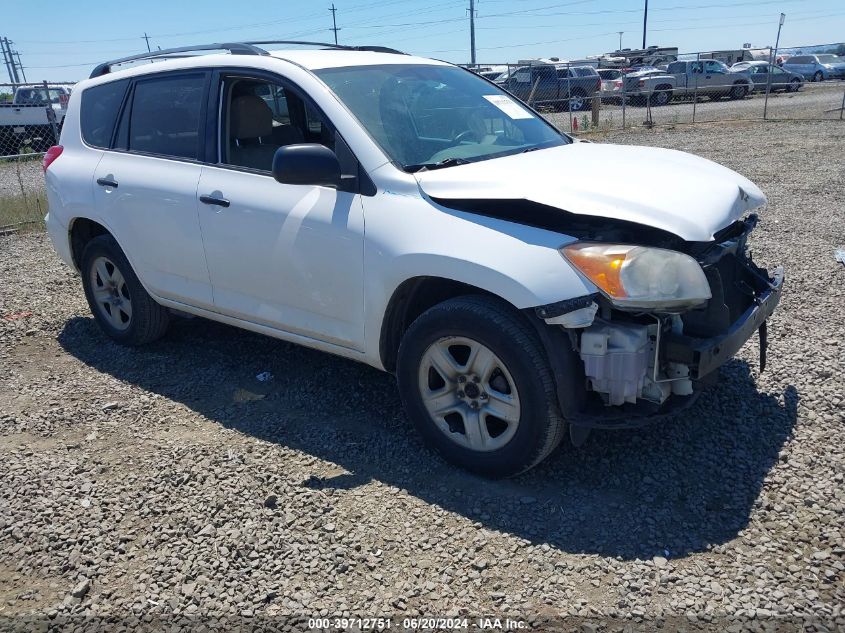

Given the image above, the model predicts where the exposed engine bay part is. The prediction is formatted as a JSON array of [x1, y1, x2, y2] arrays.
[[577, 317, 693, 407]]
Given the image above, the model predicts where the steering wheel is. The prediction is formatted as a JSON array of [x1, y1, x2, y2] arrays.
[[453, 129, 479, 144]]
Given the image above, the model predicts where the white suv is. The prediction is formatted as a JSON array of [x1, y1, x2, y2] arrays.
[[44, 43, 783, 477]]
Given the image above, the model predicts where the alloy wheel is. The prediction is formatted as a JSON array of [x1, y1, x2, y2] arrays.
[[418, 336, 521, 452], [90, 256, 132, 330]]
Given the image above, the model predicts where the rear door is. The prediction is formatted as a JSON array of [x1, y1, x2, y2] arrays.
[[702, 60, 729, 95], [92, 71, 213, 308]]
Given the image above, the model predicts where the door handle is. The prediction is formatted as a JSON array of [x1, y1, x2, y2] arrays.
[[199, 195, 230, 208], [96, 177, 118, 188]]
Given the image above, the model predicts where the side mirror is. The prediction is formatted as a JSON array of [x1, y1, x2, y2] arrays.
[[271, 143, 340, 188]]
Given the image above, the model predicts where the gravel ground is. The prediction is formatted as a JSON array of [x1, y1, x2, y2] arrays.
[[0, 159, 43, 199], [1, 119, 843, 632]]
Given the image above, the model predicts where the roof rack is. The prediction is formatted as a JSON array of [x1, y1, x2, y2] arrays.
[[89, 40, 406, 79], [89, 43, 269, 79], [246, 40, 406, 55]]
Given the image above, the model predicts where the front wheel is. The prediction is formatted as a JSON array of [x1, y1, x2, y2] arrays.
[[81, 234, 170, 346], [813, 71, 824, 82], [397, 296, 566, 478], [789, 78, 801, 92]]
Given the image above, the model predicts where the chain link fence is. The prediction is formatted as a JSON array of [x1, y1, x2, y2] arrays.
[[469, 44, 845, 135], [0, 81, 75, 158]]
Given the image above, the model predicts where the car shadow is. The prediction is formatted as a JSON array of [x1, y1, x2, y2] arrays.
[[57, 314, 798, 561]]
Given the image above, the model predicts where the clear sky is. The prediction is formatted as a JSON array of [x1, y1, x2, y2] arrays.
[[4, 0, 845, 82]]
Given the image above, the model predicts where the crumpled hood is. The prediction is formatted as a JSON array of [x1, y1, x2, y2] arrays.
[[414, 142, 766, 242]]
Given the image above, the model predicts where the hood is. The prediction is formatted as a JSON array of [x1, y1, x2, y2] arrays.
[[414, 142, 766, 242]]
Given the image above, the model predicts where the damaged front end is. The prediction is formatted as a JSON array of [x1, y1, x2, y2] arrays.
[[536, 214, 784, 429]]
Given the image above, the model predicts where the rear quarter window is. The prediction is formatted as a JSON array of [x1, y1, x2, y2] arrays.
[[126, 73, 206, 160], [80, 79, 129, 148]]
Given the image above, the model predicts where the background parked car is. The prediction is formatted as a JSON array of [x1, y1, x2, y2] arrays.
[[622, 68, 676, 106], [501, 63, 600, 111], [666, 60, 754, 100], [730, 61, 803, 92], [597, 69, 624, 102], [783, 54, 845, 81]]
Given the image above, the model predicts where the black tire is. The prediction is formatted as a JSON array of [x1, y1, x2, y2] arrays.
[[566, 90, 587, 112], [813, 71, 823, 82], [788, 78, 801, 92], [80, 234, 169, 346], [729, 83, 748, 100], [397, 295, 566, 478], [649, 88, 671, 106]]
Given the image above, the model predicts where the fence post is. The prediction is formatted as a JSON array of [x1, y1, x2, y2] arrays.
[[591, 92, 600, 128], [692, 53, 700, 123], [841, 87, 844, 121], [621, 74, 626, 130], [42, 80, 60, 145]]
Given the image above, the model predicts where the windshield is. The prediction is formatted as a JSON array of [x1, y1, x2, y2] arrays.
[[817, 55, 842, 63], [315, 64, 567, 171]]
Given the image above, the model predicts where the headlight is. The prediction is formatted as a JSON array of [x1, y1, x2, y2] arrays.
[[562, 242, 711, 311]]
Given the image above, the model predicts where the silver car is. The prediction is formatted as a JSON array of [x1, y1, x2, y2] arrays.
[[782, 54, 845, 82], [730, 61, 803, 92]]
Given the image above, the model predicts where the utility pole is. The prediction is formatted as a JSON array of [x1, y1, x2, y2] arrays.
[[0, 38, 14, 83], [328, 4, 340, 45], [763, 13, 786, 120], [642, 0, 648, 49], [14, 50, 26, 82], [469, 0, 476, 65], [142, 32, 151, 52], [618, 31, 623, 51], [2, 38, 21, 84]]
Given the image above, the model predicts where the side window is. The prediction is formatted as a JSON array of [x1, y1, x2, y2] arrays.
[[128, 74, 205, 160], [556, 68, 570, 79], [80, 79, 129, 149], [690, 62, 704, 74], [704, 60, 725, 74], [221, 77, 336, 172], [667, 62, 682, 74]]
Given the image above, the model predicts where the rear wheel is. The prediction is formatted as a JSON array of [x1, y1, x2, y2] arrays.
[[649, 89, 671, 106], [567, 90, 586, 111], [729, 83, 748, 99], [397, 295, 566, 478], [80, 235, 169, 345]]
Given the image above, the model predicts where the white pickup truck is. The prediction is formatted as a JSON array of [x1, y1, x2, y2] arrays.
[[0, 85, 71, 155]]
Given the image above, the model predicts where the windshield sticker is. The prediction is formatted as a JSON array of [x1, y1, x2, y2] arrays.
[[483, 94, 533, 119]]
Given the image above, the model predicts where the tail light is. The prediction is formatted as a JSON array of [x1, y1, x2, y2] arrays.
[[639, 79, 646, 87], [42, 145, 63, 173], [59, 93, 69, 106], [613, 80, 623, 88]]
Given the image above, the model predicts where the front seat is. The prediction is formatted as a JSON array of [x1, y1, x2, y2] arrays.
[[229, 95, 279, 171]]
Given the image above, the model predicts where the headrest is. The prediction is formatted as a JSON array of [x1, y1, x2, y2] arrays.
[[230, 95, 272, 139]]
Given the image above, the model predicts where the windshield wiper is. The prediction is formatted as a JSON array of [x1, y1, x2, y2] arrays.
[[405, 157, 472, 173], [521, 146, 542, 153]]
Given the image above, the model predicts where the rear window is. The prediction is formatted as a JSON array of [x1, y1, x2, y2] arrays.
[[127, 74, 206, 160], [80, 79, 129, 149], [572, 67, 598, 77]]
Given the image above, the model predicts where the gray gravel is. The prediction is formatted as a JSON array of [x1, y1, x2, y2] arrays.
[[1, 119, 844, 631], [0, 159, 43, 199]]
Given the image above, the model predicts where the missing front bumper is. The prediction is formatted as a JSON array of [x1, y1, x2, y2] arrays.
[[663, 265, 784, 379]]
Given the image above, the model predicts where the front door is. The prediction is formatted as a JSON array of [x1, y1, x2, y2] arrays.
[[196, 73, 366, 350], [93, 71, 212, 307]]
